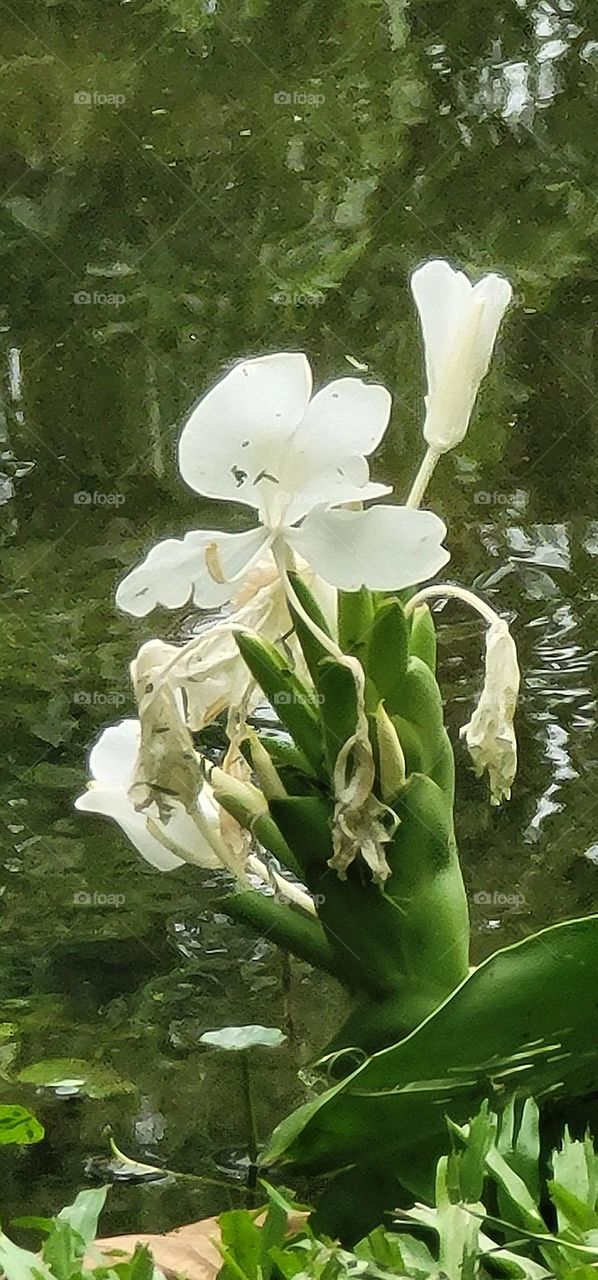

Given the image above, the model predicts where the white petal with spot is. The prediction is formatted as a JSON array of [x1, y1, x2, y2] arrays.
[[116, 526, 269, 615], [178, 353, 312, 509]]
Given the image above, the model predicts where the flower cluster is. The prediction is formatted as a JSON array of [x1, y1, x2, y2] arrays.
[[76, 258, 517, 901]]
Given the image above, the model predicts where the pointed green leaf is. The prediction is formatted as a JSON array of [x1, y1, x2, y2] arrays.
[[366, 599, 409, 712], [235, 633, 323, 770], [409, 603, 437, 673], [56, 1187, 108, 1246], [286, 571, 333, 689], [318, 657, 359, 774], [338, 589, 375, 660], [222, 889, 344, 980]]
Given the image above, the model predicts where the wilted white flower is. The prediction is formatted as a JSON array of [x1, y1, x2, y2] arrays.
[[460, 618, 520, 804], [411, 259, 512, 454], [129, 555, 335, 733], [74, 719, 223, 871], [116, 352, 449, 612]]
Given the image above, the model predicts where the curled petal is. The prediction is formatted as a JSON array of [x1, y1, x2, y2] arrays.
[[460, 619, 520, 804], [116, 527, 269, 615], [178, 353, 312, 509], [289, 504, 450, 592]]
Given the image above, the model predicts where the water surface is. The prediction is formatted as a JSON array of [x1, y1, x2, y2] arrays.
[[1, 0, 597, 1229]]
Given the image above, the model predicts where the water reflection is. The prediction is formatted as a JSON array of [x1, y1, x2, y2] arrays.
[[0, 0, 597, 1234]]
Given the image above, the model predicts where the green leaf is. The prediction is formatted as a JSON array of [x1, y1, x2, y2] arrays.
[[235, 633, 323, 770], [0, 1232, 52, 1280], [450, 1099, 497, 1203], [0, 1105, 44, 1146], [264, 915, 598, 1193], [551, 1128, 597, 1219], [221, 890, 343, 980], [547, 1181, 598, 1235], [366, 598, 409, 712], [56, 1187, 108, 1246], [218, 1209, 263, 1280], [42, 1219, 85, 1280], [200, 1025, 286, 1051], [17, 1058, 133, 1098], [408, 603, 437, 673], [114, 1243, 156, 1280], [286, 572, 333, 689], [497, 1096, 541, 1203], [318, 657, 359, 774], [338, 589, 375, 660]]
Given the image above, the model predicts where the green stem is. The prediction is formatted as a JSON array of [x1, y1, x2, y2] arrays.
[[241, 1052, 258, 1192], [405, 445, 442, 509]]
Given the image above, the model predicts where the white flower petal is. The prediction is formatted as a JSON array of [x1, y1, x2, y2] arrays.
[[411, 260, 473, 392], [178, 353, 312, 509], [75, 784, 185, 871], [470, 274, 514, 383], [290, 378, 392, 459], [87, 719, 140, 789], [76, 720, 223, 871], [289, 504, 450, 591], [284, 454, 391, 525], [116, 527, 269, 615]]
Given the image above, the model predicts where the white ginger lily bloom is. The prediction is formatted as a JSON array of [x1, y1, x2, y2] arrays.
[[460, 618, 520, 805], [411, 260, 512, 454], [116, 352, 449, 613], [74, 719, 222, 872]]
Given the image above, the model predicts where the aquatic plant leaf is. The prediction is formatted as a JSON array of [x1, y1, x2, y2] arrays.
[[0, 1105, 44, 1145], [17, 1058, 133, 1098], [200, 1025, 286, 1052]]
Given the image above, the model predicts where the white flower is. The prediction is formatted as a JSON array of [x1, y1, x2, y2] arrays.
[[74, 719, 222, 871], [460, 619, 520, 804], [116, 352, 450, 613], [411, 260, 512, 453]]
